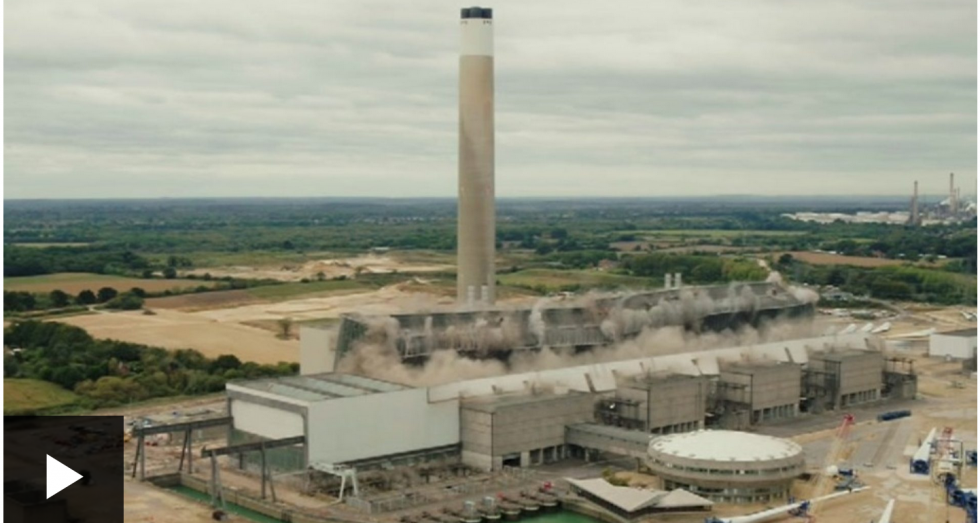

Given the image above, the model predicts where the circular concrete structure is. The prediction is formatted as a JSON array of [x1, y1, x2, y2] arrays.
[[646, 430, 805, 504]]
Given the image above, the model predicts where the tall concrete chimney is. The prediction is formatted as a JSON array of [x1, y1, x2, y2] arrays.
[[949, 172, 957, 217], [457, 6, 496, 305], [910, 180, 919, 226]]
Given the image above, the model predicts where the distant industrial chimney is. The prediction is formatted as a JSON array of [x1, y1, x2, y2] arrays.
[[910, 180, 919, 226], [457, 6, 496, 305], [949, 172, 957, 217]]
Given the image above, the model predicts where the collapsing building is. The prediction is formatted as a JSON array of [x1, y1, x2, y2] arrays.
[[329, 281, 815, 366]]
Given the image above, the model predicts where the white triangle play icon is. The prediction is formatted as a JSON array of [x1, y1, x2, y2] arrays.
[[46, 454, 83, 499]]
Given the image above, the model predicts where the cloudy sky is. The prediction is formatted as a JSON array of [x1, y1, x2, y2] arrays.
[[4, 0, 977, 198]]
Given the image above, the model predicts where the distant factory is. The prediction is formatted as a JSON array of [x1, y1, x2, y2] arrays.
[[785, 172, 976, 226], [906, 172, 977, 226]]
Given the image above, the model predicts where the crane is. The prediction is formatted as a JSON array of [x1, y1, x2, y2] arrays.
[[801, 414, 856, 521]]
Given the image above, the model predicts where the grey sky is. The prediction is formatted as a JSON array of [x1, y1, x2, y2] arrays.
[[4, 0, 977, 198]]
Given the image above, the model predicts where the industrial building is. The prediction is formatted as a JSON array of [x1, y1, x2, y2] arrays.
[[718, 362, 801, 424], [645, 430, 805, 503], [806, 350, 884, 410], [929, 328, 978, 360], [460, 391, 593, 470], [226, 373, 459, 470], [605, 373, 709, 434], [224, 333, 890, 477]]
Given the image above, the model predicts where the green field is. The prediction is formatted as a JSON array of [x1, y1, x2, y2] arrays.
[[157, 250, 348, 268], [4, 379, 81, 415], [628, 229, 809, 238], [500, 269, 653, 292], [4, 272, 213, 294], [246, 279, 369, 300]]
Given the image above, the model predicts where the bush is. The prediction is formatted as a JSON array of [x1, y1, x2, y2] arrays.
[[96, 287, 118, 303], [104, 292, 145, 311], [76, 289, 97, 305]]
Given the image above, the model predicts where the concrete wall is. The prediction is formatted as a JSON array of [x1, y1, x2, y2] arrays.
[[308, 389, 459, 465], [300, 326, 336, 375], [644, 376, 708, 431], [460, 393, 593, 468], [459, 407, 494, 470], [489, 394, 594, 457], [721, 364, 801, 411], [929, 333, 978, 359], [836, 352, 884, 396], [230, 398, 305, 440]]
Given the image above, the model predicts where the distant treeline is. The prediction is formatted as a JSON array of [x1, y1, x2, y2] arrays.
[[622, 253, 768, 284], [3, 321, 297, 409], [4, 246, 150, 277], [779, 256, 976, 305]]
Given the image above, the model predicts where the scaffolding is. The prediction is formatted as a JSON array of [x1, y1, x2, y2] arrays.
[[201, 435, 306, 506]]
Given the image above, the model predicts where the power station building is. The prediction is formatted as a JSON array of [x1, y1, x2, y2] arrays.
[[609, 373, 709, 434], [807, 350, 884, 409], [222, 332, 900, 490], [718, 361, 801, 424]]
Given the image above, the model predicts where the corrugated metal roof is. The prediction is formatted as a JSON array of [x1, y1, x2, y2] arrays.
[[231, 372, 407, 402]]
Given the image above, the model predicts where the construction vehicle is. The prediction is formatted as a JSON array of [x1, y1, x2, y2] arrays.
[[942, 473, 978, 523]]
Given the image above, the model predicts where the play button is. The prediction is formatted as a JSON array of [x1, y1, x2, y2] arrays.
[[46, 454, 83, 499]]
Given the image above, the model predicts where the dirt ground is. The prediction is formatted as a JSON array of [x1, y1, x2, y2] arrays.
[[59, 308, 300, 363], [124, 478, 216, 523], [185, 254, 454, 283], [61, 282, 536, 363]]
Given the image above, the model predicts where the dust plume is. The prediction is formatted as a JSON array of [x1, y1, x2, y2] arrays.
[[337, 316, 819, 387]]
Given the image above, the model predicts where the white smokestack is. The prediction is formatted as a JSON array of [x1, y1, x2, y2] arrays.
[[664, 273, 672, 289], [674, 272, 682, 289]]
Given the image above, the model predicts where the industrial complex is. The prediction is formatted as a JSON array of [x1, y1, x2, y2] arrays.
[[114, 7, 977, 523]]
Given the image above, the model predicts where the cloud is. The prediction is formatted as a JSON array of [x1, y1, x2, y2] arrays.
[[4, 0, 976, 198]]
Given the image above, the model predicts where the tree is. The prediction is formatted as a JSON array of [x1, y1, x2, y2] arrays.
[[141, 269, 154, 279], [104, 292, 144, 310], [162, 267, 177, 279], [96, 287, 118, 303], [76, 290, 97, 305], [129, 287, 147, 298], [4, 291, 37, 312], [210, 354, 242, 373], [778, 253, 794, 266], [49, 289, 71, 308], [316, 271, 326, 281], [278, 317, 294, 339]]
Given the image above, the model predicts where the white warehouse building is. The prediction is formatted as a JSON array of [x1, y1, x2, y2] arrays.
[[226, 373, 459, 468], [929, 328, 977, 360]]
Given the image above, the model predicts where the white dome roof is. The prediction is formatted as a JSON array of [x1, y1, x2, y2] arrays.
[[648, 430, 802, 462]]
